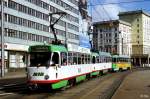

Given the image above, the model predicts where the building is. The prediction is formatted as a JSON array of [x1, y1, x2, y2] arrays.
[[119, 10, 150, 66], [93, 20, 132, 56], [0, 0, 80, 71]]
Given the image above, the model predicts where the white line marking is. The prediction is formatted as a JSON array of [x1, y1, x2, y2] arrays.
[[0, 93, 14, 96], [4, 84, 18, 87]]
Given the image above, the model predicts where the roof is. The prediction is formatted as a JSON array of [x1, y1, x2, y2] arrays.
[[119, 10, 150, 17], [119, 55, 130, 58], [93, 20, 131, 26], [29, 44, 68, 52], [99, 52, 111, 57], [112, 55, 130, 58], [92, 52, 99, 56]]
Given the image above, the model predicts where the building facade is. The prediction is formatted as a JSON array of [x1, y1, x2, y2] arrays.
[[119, 10, 150, 66], [0, 0, 80, 71], [93, 20, 132, 56]]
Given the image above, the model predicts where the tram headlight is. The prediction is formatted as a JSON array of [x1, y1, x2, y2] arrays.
[[44, 75, 49, 80]]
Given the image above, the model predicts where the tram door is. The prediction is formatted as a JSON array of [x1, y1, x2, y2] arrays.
[[51, 52, 60, 66]]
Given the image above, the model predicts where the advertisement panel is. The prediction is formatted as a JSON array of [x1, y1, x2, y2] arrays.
[[79, 33, 91, 49]]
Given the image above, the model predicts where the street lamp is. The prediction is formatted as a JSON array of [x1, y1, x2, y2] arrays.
[[1, 0, 5, 77]]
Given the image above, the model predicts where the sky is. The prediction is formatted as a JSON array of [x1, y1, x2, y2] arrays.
[[88, 0, 150, 22]]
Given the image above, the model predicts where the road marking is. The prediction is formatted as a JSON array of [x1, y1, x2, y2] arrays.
[[3, 84, 19, 87], [0, 93, 14, 96]]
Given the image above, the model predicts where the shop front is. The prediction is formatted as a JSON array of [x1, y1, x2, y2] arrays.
[[5, 43, 29, 71]]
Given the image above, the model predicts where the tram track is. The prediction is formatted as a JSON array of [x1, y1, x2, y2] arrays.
[[0, 68, 148, 99]]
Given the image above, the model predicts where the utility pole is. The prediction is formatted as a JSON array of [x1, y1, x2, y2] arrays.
[[122, 38, 123, 55], [1, 0, 5, 77], [65, 22, 68, 47]]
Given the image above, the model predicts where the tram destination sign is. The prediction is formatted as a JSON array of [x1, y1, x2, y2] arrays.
[[30, 46, 49, 52]]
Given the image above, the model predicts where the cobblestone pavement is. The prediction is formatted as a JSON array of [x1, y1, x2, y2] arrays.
[[112, 70, 150, 99]]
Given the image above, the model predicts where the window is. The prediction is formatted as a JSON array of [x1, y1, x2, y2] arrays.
[[51, 52, 59, 65], [61, 52, 67, 65]]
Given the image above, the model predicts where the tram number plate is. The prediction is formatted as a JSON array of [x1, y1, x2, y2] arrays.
[[33, 72, 44, 76]]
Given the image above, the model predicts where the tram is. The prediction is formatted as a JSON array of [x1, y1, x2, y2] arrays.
[[112, 55, 131, 71], [26, 44, 112, 90]]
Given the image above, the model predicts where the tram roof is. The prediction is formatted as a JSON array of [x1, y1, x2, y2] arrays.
[[112, 55, 130, 58], [29, 44, 68, 52], [119, 55, 130, 58], [112, 55, 119, 58], [99, 52, 111, 57], [92, 52, 99, 56]]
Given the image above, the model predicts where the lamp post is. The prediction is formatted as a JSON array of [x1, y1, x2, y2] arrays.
[[1, 0, 5, 77]]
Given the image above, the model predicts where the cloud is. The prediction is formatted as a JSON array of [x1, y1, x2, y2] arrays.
[[91, 0, 126, 22]]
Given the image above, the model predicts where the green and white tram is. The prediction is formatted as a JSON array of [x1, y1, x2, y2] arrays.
[[27, 44, 112, 90]]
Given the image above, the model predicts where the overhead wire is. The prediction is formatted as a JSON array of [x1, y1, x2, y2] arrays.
[[89, 0, 150, 22], [91, 0, 104, 22], [87, 0, 150, 6]]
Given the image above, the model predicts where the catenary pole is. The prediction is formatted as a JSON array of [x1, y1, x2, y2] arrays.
[[1, 0, 5, 77]]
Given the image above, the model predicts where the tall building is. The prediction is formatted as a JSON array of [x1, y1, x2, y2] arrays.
[[93, 20, 132, 56], [119, 10, 150, 66], [0, 0, 79, 71]]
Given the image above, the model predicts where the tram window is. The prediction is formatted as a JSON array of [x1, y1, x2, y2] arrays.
[[78, 54, 81, 64], [99, 57, 102, 63], [73, 53, 77, 64], [51, 52, 59, 66], [88, 55, 91, 64], [112, 58, 117, 62], [61, 52, 67, 66], [81, 54, 85, 64], [30, 52, 51, 66], [92, 56, 96, 63], [96, 56, 99, 63], [68, 52, 73, 65], [84, 54, 87, 64]]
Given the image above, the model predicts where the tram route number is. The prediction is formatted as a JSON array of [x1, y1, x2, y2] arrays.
[[33, 72, 44, 76]]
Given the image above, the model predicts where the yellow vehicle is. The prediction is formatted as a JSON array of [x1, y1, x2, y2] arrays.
[[112, 55, 131, 71]]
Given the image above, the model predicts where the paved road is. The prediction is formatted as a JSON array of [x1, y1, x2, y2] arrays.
[[1, 69, 150, 99], [112, 70, 150, 99], [0, 72, 128, 99]]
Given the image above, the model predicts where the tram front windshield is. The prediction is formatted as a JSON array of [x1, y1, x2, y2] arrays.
[[30, 52, 51, 66]]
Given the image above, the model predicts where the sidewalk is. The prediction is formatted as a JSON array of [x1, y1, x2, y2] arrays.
[[0, 70, 26, 80], [112, 70, 150, 99]]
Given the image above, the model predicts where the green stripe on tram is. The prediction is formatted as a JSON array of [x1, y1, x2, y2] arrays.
[[51, 80, 68, 89], [76, 75, 86, 83], [91, 71, 99, 76]]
